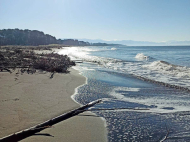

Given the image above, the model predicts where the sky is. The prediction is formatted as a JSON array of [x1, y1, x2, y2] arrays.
[[0, 0, 190, 42]]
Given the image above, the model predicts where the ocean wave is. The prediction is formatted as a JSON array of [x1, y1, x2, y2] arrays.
[[109, 86, 190, 113], [58, 47, 190, 90], [142, 61, 190, 78], [58, 47, 123, 67], [111, 47, 117, 50], [104, 58, 190, 90], [100, 59, 190, 90], [135, 53, 149, 60], [58, 47, 100, 61], [109, 87, 141, 102]]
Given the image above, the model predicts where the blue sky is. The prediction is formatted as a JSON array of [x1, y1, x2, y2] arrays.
[[0, 0, 190, 42]]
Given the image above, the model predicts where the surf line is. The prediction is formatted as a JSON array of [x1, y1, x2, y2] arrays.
[[0, 99, 102, 142]]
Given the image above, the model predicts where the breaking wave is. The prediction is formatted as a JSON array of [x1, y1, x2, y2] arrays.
[[111, 47, 117, 50], [142, 61, 190, 78], [58, 47, 190, 90], [135, 53, 149, 60]]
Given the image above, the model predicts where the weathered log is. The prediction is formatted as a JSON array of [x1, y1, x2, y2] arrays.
[[160, 124, 170, 142], [88, 107, 150, 111], [0, 66, 30, 68], [50, 72, 55, 79], [0, 99, 102, 142], [0, 67, 12, 73], [73, 60, 83, 63]]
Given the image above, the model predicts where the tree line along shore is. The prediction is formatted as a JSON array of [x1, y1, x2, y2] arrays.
[[0, 29, 119, 46]]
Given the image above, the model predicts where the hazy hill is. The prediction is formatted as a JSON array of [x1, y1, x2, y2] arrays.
[[0, 29, 120, 46], [80, 39, 190, 46], [0, 29, 91, 46]]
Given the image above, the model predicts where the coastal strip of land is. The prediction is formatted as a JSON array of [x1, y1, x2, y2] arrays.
[[0, 68, 107, 142]]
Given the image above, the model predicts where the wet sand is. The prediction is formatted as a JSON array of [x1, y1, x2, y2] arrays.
[[0, 68, 107, 142]]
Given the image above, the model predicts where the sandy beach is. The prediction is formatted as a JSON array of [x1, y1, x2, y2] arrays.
[[0, 68, 107, 142]]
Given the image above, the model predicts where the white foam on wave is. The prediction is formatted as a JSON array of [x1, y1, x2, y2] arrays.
[[105, 56, 190, 89], [111, 47, 117, 50], [142, 61, 190, 78], [135, 53, 149, 60], [58, 47, 190, 89], [58, 46, 118, 60], [58, 47, 123, 69], [109, 87, 190, 113], [58, 47, 101, 62], [110, 87, 140, 101]]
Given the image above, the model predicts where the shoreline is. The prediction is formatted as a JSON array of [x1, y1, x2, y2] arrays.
[[70, 68, 108, 137], [0, 68, 107, 142]]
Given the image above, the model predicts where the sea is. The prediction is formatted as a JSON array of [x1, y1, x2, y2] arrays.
[[58, 45, 190, 142]]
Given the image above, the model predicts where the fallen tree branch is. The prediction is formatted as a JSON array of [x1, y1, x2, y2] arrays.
[[88, 107, 150, 111], [0, 99, 102, 142], [0, 67, 12, 73], [0, 66, 30, 69], [50, 72, 55, 79], [160, 124, 170, 142]]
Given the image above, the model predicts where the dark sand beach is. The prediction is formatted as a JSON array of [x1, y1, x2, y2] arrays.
[[0, 68, 107, 142]]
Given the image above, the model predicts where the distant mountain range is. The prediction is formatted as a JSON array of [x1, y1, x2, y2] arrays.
[[79, 39, 190, 46]]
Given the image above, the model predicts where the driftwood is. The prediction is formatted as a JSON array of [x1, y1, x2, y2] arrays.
[[0, 66, 30, 68], [0, 99, 102, 142], [88, 107, 150, 111], [160, 124, 170, 142], [0, 67, 12, 73], [73, 60, 83, 63], [50, 72, 55, 79]]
